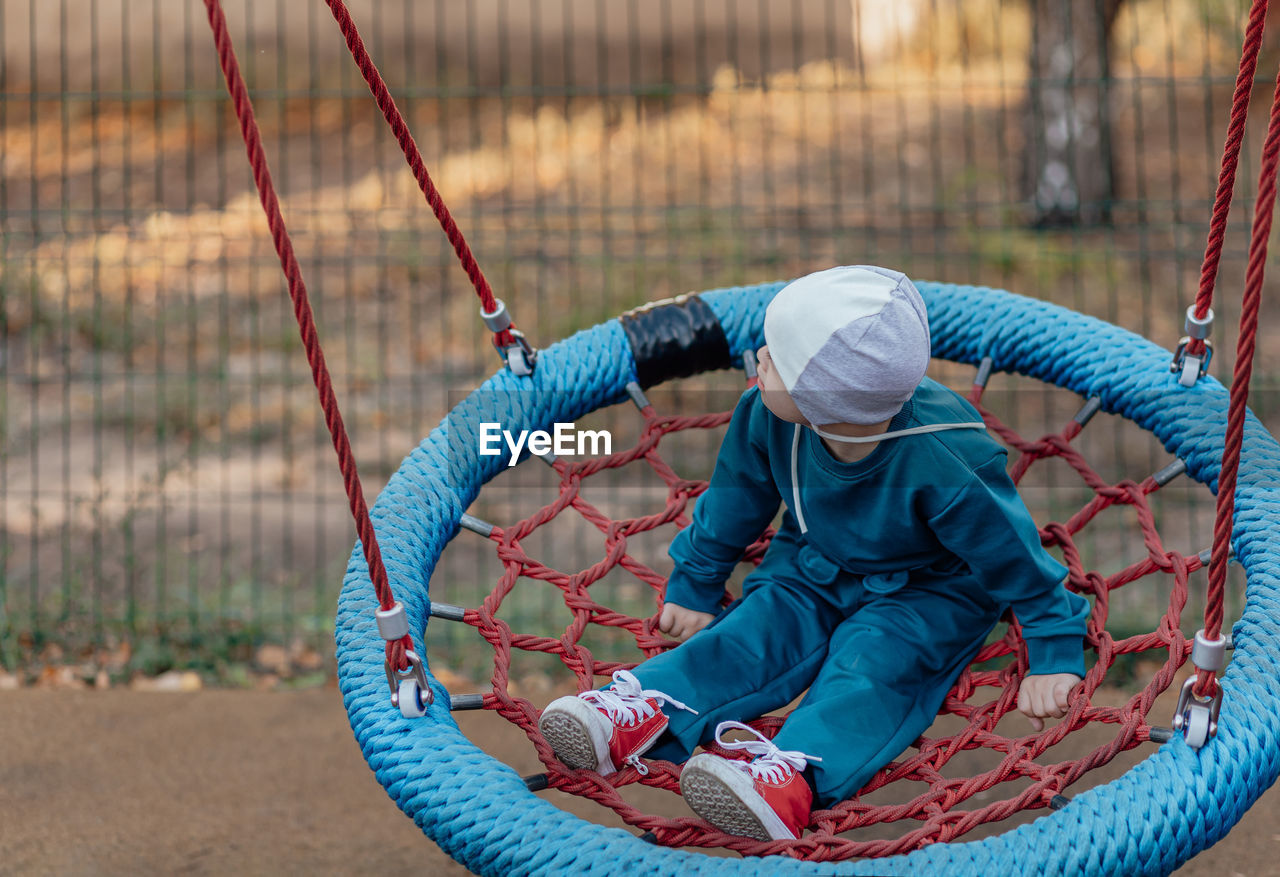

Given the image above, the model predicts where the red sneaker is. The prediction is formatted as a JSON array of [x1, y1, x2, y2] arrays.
[[538, 669, 696, 776], [680, 721, 818, 841]]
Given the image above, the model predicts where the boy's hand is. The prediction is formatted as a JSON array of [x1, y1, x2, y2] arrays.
[[658, 602, 716, 641], [1017, 673, 1081, 732]]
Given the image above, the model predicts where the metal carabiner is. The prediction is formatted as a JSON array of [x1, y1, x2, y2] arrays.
[[1172, 675, 1222, 749], [386, 648, 433, 718]]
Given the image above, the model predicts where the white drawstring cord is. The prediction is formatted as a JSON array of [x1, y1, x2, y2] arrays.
[[712, 720, 821, 784], [791, 425, 809, 533], [810, 421, 986, 444], [791, 420, 986, 533]]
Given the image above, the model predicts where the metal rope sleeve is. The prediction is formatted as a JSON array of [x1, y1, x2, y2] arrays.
[[336, 279, 1280, 876]]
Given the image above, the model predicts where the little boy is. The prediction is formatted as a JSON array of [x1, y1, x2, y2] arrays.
[[539, 265, 1089, 841]]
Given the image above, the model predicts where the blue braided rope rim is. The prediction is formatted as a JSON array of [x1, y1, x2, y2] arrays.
[[336, 280, 1280, 876]]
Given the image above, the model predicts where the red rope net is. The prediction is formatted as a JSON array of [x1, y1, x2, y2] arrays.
[[458, 377, 1205, 860]]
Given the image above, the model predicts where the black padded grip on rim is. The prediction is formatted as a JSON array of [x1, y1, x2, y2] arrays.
[[619, 294, 733, 389]]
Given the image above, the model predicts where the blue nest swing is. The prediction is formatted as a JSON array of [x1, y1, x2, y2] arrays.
[[195, 0, 1280, 869], [334, 280, 1280, 876]]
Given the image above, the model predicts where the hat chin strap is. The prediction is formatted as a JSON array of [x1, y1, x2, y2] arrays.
[[809, 421, 987, 444]]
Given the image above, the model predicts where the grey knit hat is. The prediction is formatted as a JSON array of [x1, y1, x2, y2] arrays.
[[763, 265, 931, 426]]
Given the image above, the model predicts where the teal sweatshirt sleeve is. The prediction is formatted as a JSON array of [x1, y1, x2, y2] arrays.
[[928, 454, 1090, 677], [664, 389, 782, 614]]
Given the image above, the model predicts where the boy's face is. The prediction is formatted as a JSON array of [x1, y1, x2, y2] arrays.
[[756, 345, 808, 425]]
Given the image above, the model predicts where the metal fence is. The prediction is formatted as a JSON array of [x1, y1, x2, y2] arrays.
[[1, 0, 1271, 685]]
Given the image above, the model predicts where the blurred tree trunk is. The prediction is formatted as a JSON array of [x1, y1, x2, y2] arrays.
[[1024, 0, 1126, 226]]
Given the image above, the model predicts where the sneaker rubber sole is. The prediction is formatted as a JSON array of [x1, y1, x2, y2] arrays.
[[538, 696, 615, 775], [680, 753, 797, 841]]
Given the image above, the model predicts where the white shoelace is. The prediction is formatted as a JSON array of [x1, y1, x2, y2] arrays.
[[712, 720, 822, 784], [579, 669, 698, 727], [579, 670, 697, 776]]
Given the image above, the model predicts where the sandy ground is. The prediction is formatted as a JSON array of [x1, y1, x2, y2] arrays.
[[0, 688, 1276, 876]]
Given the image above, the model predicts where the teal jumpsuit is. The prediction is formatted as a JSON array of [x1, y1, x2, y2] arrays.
[[633, 380, 1089, 807]]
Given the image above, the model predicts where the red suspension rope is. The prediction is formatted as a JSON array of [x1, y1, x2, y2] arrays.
[[202, 0, 410, 671], [1196, 59, 1280, 697], [321, 0, 518, 353], [1188, 0, 1270, 356]]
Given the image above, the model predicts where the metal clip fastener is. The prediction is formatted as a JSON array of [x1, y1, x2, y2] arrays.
[[449, 693, 486, 711], [1170, 306, 1214, 387], [625, 381, 651, 412], [1172, 676, 1222, 749], [1171, 338, 1213, 387], [499, 329, 537, 376], [1152, 458, 1187, 487], [458, 513, 496, 537], [386, 648, 433, 717], [742, 350, 758, 381], [428, 601, 468, 622], [1171, 629, 1229, 748], [1197, 545, 1236, 566], [974, 356, 994, 389], [480, 299, 537, 376], [1072, 397, 1102, 428]]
